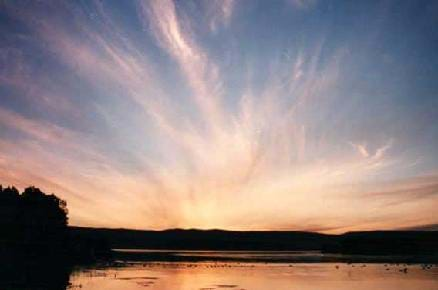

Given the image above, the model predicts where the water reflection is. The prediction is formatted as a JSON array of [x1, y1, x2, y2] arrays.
[[2, 261, 437, 290], [69, 262, 438, 290]]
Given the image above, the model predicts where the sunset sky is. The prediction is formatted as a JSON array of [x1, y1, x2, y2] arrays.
[[1, 0, 437, 233]]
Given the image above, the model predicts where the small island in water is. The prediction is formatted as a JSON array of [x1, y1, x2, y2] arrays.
[[1, 184, 437, 289]]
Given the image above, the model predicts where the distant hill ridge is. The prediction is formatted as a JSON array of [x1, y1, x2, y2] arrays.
[[70, 226, 438, 255]]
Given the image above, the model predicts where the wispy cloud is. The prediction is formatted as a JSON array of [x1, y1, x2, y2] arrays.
[[350, 139, 393, 162], [288, 0, 317, 10], [207, 0, 235, 33], [350, 142, 370, 158], [0, 0, 436, 232], [139, 0, 225, 131]]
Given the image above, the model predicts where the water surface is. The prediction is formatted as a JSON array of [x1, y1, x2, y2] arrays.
[[70, 262, 438, 290]]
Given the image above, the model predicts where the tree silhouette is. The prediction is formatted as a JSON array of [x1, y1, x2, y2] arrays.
[[20, 186, 68, 243], [0, 184, 111, 263], [0, 185, 69, 260], [0, 184, 112, 289]]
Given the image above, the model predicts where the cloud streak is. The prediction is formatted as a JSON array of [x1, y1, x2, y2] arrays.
[[0, 0, 437, 233]]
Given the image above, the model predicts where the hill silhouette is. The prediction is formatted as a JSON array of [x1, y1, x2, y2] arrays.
[[71, 227, 333, 250], [71, 227, 438, 263]]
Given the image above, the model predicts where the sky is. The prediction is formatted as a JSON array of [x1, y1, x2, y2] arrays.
[[0, 0, 438, 233]]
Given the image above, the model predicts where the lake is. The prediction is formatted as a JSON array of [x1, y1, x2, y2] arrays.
[[69, 261, 438, 290]]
